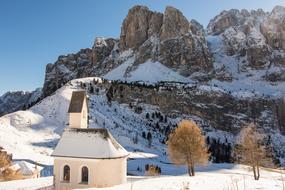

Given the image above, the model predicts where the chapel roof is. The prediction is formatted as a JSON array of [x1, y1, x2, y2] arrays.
[[52, 128, 129, 159]]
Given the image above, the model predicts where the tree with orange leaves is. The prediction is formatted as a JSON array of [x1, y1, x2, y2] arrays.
[[167, 120, 209, 176]]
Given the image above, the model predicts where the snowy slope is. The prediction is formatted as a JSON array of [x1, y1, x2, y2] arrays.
[[0, 78, 101, 166], [104, 60, 193, 84], [0, 77, 170, 172], [0, 77, 231, 173]]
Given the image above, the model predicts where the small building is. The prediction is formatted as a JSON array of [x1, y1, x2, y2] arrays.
[[9, 161, 42, 179], [52, 91, 128, 190]]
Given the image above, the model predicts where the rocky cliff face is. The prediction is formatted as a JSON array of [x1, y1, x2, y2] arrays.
[[42, 5, 285, 98], [104, 81, 283, 133], [42, 37, 125, 97], [43, 5, 213, 97], [261, 6, 285, 50], [207, 6, 285, 82], [122, 6, 212, 77]]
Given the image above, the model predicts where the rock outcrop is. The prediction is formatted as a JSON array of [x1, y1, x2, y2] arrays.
[[160, 6, 190, 40], [207, 6, 285, 81], [105, 81, 283, 133], [119, 5, 196, 48], [119, 6, 163, 50], [43, 38, 122, 97], [43, 48, 93, 96], [120, 6, 212, 77], [261, 6, 285, 50]]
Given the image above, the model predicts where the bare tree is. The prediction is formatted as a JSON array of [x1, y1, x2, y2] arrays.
[[167, 120, 209, 176], [235, 123, 272, 180]]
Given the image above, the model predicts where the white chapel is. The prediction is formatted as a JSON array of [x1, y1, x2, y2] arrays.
[[52, 91, 129, 190]]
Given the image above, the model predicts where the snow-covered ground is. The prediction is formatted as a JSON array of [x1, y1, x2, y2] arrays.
[[0, 176, 53, 190], [1, 164, 284, 190], [79, 164, 285, 190]]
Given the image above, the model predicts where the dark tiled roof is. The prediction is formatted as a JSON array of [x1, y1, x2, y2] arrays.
[[68, 91, 86, 113]]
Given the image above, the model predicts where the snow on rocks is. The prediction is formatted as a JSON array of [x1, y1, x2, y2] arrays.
[[104, 60, 193, 84]]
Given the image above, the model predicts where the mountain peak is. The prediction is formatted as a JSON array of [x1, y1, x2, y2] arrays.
[[119, 5, 202, 50], [272, 5, 285, 14], [119, 5, 163, 50]]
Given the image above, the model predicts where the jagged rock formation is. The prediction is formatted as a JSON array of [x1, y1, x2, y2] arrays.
[[105, 81, 282, 133], [119, 5, 212, 77], [119, 6, 163, 50], [0, 89, 42, 117], [207, 6, 285, 81], [261, 6, 285, 50], [43, 5, 213, 97], [43, 48, 93, 95]]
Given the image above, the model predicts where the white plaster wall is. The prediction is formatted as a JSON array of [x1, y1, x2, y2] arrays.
[[54, 157, 127, 190], [69, 113, 81, 128], [80, 98, 88, 129]]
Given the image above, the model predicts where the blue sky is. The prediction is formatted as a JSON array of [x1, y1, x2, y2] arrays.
[[0, 0, 284, 95]]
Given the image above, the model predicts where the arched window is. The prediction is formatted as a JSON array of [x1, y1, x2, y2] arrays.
[[63, 165, 70, 182], [81, 166, 88, 183]]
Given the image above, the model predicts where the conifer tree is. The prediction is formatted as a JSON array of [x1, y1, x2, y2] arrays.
[[167, 120, 209, 176], [147, 132, 152, 147], [235, 123, 272, 180]]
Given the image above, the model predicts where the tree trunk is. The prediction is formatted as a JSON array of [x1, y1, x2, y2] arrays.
[[253, 165, 257, 180], [187, 165, 192, 176], [191, 165, 195, 176], [256, 164, 260, 180]]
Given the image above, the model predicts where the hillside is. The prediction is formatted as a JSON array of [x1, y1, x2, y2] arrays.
[[0, 77, 284, 189], [0, 77, 284, 165]]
